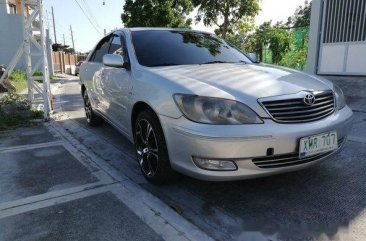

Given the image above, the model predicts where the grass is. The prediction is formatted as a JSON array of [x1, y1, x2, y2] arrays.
[[8, 70, 27, 93], [0, 93, 43, 130], [5, 70, 51, 93]]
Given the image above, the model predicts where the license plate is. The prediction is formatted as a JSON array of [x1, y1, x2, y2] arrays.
[[299, 131, 338, 158]]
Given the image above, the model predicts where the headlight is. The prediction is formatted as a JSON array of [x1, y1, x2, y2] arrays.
[[334, 85, 346, 110], [173, 94, 263, 124]]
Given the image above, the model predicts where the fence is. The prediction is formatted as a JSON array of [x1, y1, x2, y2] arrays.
[[52, 52, 86, 75], [260, 27, 310, 71]]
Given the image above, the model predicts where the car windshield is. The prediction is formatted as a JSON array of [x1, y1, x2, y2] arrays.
[[131, 30, 251, 67]]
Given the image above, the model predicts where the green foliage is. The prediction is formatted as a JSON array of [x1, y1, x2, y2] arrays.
[[8, 70, 27, 82], [286, 0, 312, 28], [0, 93, 43, 130], [226, 17, 255, 47], [268, 26, 291, 64], [193, 0, 260, 39], [278, 27, 309, 70], [231, 1, 311, 70], [121, 0, 193, 28], [8, 70, 27, 93], [33, 70, 43, 76], [5, 70, 46, 93]]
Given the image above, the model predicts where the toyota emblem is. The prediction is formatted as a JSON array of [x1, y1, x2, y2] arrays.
[[303, 93, 316, 106]]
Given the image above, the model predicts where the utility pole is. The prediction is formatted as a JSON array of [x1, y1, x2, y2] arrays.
[[70, 25, 75, 50], [51, 6, 57, 44], [104, 29, 107, 36], [45, 10, 51, 31], [63, 34, 66, 45]]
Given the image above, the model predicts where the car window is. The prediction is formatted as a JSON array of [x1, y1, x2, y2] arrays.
[[109, 35, 123, 55], [131, 30, 251, 67], [91, 36, 111, 63]]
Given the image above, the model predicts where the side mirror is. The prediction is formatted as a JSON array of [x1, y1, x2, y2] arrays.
[[248, 53, 259, 63], [103, 54, 125, 68]]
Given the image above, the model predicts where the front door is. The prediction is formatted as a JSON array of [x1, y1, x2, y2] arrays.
[[100, 33, 133, 133]]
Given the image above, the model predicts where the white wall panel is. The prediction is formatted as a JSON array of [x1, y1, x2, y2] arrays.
[[346, 44, 366, 73], [319, 45, 346, 73]]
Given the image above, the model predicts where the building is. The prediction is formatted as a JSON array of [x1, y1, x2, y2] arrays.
[[0, 0, 53, 72], [307, 0, 366, 76], [0, 0, 26, 69]]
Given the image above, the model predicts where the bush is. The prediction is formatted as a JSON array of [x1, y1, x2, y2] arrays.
[[0, 93, 43, 130], [33, 70, 43, 76]]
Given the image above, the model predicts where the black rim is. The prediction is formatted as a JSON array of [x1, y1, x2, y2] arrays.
[[135, 119, 159, 177], [84, 93, 92, 123]]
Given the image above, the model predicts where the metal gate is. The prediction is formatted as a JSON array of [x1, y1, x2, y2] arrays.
[[318, 0, 366, 75]]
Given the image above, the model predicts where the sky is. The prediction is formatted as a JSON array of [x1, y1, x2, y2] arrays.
[[43, 0, 307, 53]]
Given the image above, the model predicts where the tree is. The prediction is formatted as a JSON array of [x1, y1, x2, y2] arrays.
[[193, 0, 260, 39], [121, 0, 193, 28], [242, 21, 271, 62], [226, 17, 255, 47], [268, 24, 290, 64], [52, 43, 70, 52], [64, 48, 75, 54], [286, 0, 312, 28]]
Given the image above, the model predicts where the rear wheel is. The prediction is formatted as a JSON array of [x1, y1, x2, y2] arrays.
[[83, 91, 103, 127], [134, 109, 176, 184]]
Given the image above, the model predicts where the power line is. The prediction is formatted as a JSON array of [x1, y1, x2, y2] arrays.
[[79, 0, 103, 30], [73, 0, 103, 36], [57, 21, 71, 32]]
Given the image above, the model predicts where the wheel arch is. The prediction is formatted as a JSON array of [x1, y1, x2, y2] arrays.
[[81, 84, 86, 97], [131, 101, 156, 133]]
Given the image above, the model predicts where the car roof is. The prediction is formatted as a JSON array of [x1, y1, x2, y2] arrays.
[[115, 27, 214, 35]]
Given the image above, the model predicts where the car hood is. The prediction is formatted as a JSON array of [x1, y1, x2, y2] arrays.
[[145, 63, 334, 117], [148, 63, 333, 97]]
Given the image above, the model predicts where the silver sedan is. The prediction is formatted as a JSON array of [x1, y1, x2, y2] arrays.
[[79, 28, 353, 184]]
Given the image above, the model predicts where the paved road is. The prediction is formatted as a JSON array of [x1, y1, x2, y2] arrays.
[[54, 76, 366, 241]]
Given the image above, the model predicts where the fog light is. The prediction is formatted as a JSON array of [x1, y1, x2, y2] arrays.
[[193, 157, 237, 171]]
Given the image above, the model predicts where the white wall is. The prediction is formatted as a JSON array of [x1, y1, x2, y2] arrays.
[[0, 3, 26, 69], [307, 0, 366, 76], [0, 3, 52, 72]]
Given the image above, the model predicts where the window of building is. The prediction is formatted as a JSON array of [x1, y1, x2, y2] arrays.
[[8, 3, 17, 14]]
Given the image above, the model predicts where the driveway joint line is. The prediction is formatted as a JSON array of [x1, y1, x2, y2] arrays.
[[0, 181, 119, 215], [0, 140, 64, 153]]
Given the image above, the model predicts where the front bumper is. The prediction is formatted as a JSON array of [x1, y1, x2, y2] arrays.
[[160, 106, 354, 181]]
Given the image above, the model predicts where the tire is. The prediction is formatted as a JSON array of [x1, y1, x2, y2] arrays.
[[83, 91, 103, 127], [134, 109, 176, 184]]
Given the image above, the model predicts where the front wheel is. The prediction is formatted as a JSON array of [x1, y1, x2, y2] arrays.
[[83, 91, 103, 127], [134, 109, 176, 184]]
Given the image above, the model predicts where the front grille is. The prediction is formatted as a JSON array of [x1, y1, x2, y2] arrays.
[[260, 91, 335, 123], [252, 138, 345, 169]]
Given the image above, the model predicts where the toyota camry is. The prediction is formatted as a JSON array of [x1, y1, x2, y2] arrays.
[[79, 28, 353, 184]]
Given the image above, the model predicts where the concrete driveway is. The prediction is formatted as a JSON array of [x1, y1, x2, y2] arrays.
[[0, 118, 211, 241]]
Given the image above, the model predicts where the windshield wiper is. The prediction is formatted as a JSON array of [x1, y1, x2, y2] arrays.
[[201, 61, 233, 65]]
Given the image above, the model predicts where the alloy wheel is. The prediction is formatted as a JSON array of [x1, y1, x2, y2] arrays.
[[84, 93, 92, 123], [135, 119, 159, 177]]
